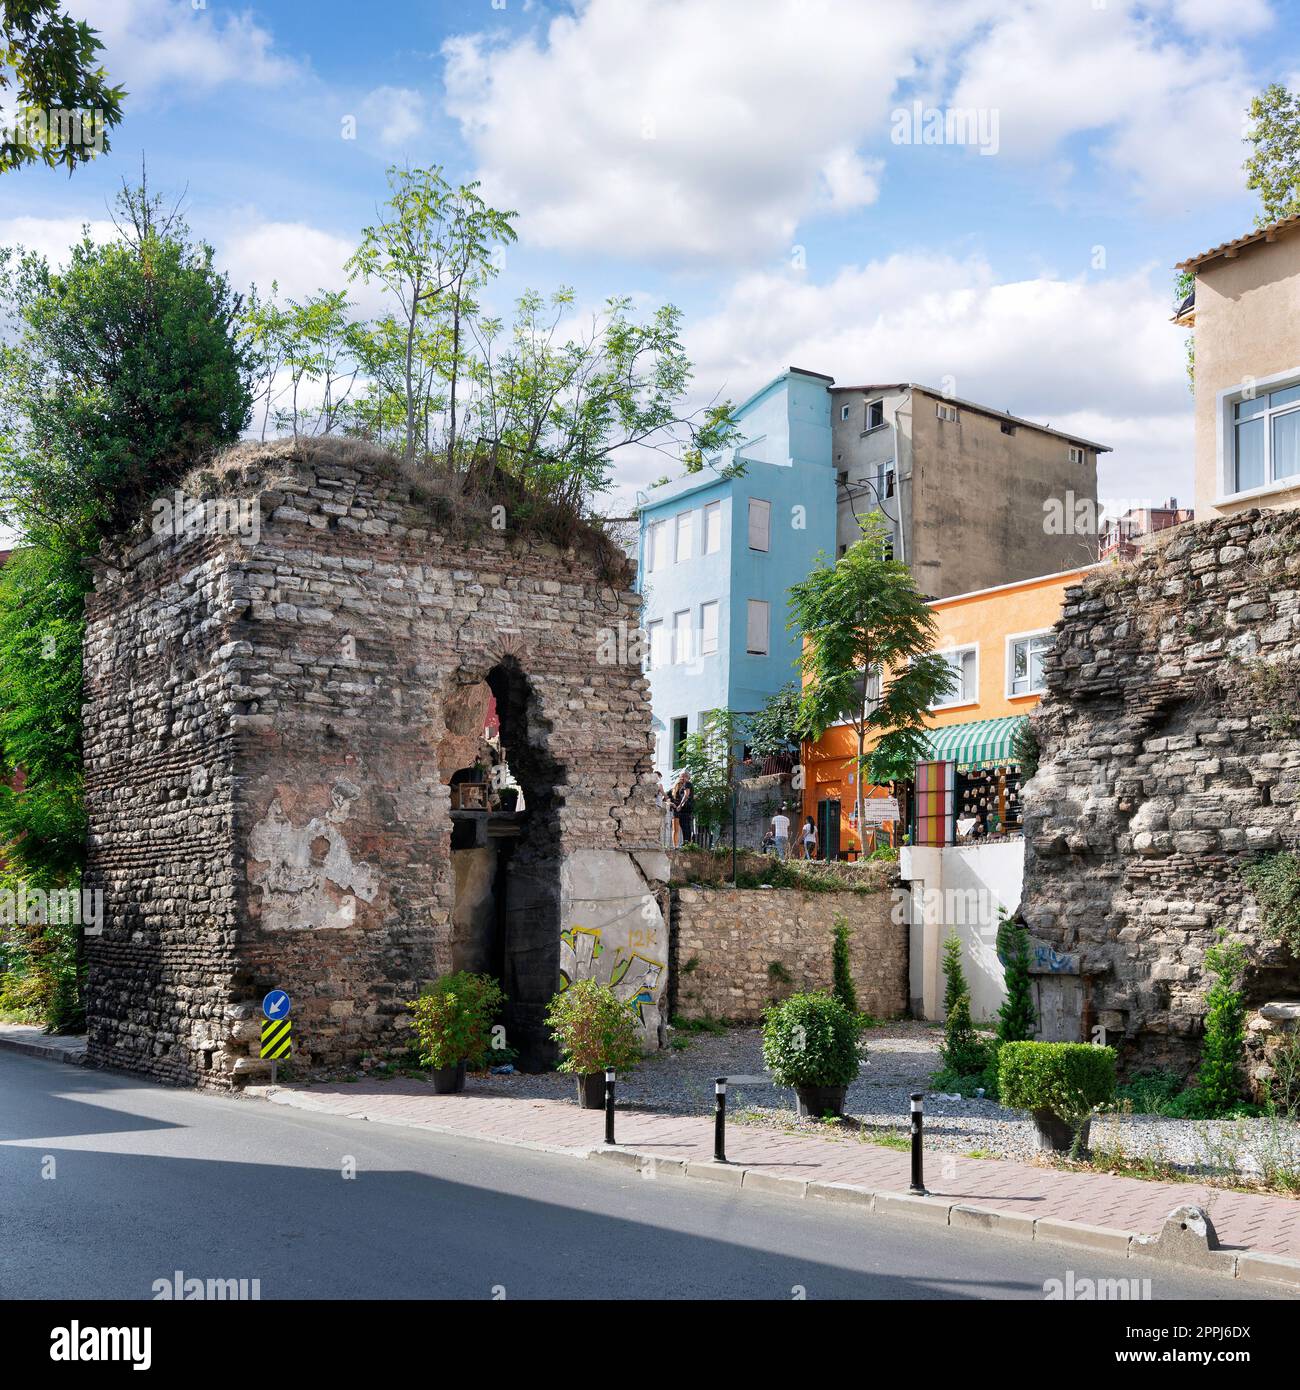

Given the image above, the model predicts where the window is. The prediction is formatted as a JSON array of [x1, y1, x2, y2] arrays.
[[699, 601, 719, 656], [1001, 421, 1017, 436], [672, 609, 692, 665], [936, 645, 977, 707], [937, 402, 959, 423], [645, 519, 670, 572], [866, 399, 885, 430], [840, 404, 851, 422], [882, 534, 895, 562], [703, 501, 721, 554], [747, 497, 771, 552], [845, 667, 882, 719], [674, 509, 693, 564], [876, 461, 895, 498], [1227, 380, 1300, 495], [1068, 445, 1085, 464], [645, 619, 663, 671], [1008, 631, 1054, 697], [746, 599, 769, 655], [670, 717, 688, 768]]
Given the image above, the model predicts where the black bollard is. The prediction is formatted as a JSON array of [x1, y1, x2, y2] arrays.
[[604, 1068, 616, 1145], [909, 1091, 927, 1195], [714, 1077, 728, 1163]]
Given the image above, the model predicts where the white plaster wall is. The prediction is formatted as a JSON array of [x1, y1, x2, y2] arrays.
[[900, 840, 1024, 1022]]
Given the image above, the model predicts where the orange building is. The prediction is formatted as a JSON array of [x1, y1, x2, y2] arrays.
[[801, 564, 1098, 855]]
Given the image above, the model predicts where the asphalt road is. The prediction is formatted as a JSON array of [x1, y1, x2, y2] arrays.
[[0, 1051, 1287, 1301]]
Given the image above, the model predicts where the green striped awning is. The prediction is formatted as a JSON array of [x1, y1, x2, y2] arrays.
[[922, 715, 1027, 772]]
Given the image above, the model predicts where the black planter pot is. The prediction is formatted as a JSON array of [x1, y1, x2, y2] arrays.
[[1031, 1109, 1090, 1154], [576, 1072, 607, 1109], [794, 1084, 847, 1119], [431, 1061, 467, 1095]]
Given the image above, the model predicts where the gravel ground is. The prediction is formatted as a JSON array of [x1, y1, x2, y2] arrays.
[[378, 1019, 1300, 1180]]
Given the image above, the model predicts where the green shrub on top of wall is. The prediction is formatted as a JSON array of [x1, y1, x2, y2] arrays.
[[997, 1041, 1116, 1121]]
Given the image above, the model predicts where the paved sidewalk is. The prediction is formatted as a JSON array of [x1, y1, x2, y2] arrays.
[[0, 1023, 87, 1065], [259, 1076, 1300, 1264]]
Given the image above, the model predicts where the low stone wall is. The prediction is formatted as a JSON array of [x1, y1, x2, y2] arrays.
[[671, 882, 906, 1022]]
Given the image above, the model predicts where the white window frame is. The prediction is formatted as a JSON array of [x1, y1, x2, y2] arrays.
[[866, 399, 885, 431], [937, 402, 959, 423], [1068, 445, 1085, 465], [934, 643, 978, 710], [745, 598, 769, 656], [703, 501, 721, 554], [645, 619, 663, 671], [645, 519, 670, 573], [672, 609, 692, 665], [699, 600, 719, 656], [840, 404, 851, 422], [1006, 628, 1054, 699], [674, 509, 693, 564], [747, 497, 771, 552], [1216, 366, 1300, 504]]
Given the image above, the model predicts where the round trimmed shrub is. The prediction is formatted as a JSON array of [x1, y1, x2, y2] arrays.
[[545, 978, 642, 1075], [997, 1041, 1116, 1121], [762, 991, 863, 1089]]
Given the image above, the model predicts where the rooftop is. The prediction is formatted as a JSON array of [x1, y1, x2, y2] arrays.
[[1176, 211, 1300, 274]]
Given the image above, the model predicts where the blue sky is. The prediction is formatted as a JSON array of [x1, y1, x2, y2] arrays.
[[7, 0, 1300, 513]]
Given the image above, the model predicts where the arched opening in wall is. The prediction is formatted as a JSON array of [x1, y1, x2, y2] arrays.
[[446, 658, 563, 1070]]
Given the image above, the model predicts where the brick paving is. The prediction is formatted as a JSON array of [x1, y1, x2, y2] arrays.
[[261, 1076, 1300, 1261]]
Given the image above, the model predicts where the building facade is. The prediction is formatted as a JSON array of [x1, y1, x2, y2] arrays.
[[1177, 213, 1300, 518], [1099, 498, 1194, 561], [637, 368, 836, 778], [831, 383, 1106, 599], [802, 565, 1096, 858]]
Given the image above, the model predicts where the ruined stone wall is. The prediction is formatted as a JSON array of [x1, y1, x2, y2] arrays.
[[84, 439, 667, 1087], [671, 881, 906, 1022], [1022, 508, 1300, 1075]]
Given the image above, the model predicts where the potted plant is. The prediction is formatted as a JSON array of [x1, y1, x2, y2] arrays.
[[997, 1040, 1116, 1154], [545, 978, 642, 1107], [762, 991, 865, 1118], [408, 971, 504, 1093]]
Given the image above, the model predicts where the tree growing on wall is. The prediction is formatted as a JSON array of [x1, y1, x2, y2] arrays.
[[789, 512, 953, 841], [0, 0, 125, 174]]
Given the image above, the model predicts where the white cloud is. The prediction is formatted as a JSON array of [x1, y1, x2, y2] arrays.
[[948, 0, 1260, 206], [442, 0, 949, 261], [357, 86, 426, 150], [608, 252, 1193, 511], [443, 0, 1269, 262], [217, 218, 363, 306], [72, 0, 300, 100], [0, 216, 120, 260]]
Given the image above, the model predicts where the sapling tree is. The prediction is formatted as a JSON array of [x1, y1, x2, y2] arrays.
[[995, 913, 1037, 1044], [789, 512, 953, 841]]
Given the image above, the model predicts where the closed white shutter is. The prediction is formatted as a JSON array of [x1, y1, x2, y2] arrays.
[[675, 510, 693, 563], [703, 502, 721, 554], [747, 498, 770, 551], [746, 599, 769, 655], [700, 601, 718, 655], [673, 609, 692, 664]]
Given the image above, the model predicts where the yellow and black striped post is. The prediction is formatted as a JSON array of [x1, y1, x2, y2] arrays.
[[261, 1018, 291, 1084]]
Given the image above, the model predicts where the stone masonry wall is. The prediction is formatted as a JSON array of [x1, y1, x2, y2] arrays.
[[1022, 507, 1300, 1076], [671, 881, 907, 1022], [84, 439, 667, 1087]]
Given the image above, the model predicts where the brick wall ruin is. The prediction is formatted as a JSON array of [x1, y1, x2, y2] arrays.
[[83, 439, 669, 1087], [1022, 507, 1300, 1075]]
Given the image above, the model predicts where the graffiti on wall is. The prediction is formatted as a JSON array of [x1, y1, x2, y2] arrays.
[[560, 922, 665, 1034]]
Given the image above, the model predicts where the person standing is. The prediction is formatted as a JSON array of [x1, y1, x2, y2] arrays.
[[655, 773, 672, 849], [771, 805, 791, 861], [672, 769, 695, 847], [800, 816, 817, 860]]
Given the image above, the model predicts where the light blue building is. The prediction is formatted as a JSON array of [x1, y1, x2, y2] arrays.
[[636, 367, 837, 779]]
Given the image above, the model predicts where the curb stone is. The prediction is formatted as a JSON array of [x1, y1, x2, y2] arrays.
[[249, 1087, 1300, 1291], [0, 1032, 87, 1066], [584, 1147, 1300, 1289]]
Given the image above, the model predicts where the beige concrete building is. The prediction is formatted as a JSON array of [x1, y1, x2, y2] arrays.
[[1177, 213, 1300, 518], [832, 383, 1105, 600]]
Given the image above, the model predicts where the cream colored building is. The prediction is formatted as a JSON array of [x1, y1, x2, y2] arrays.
[[1177, 213, 1300, 517]]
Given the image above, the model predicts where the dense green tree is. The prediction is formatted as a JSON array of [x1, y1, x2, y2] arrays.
[[789, 513, 953, 837], [0, 0, 125, 173], [1244, 83, 1300, 224], [747, 681, 802, 761]]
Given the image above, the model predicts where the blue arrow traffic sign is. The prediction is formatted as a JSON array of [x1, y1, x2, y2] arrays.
[[262, 990, 291, 1021]]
